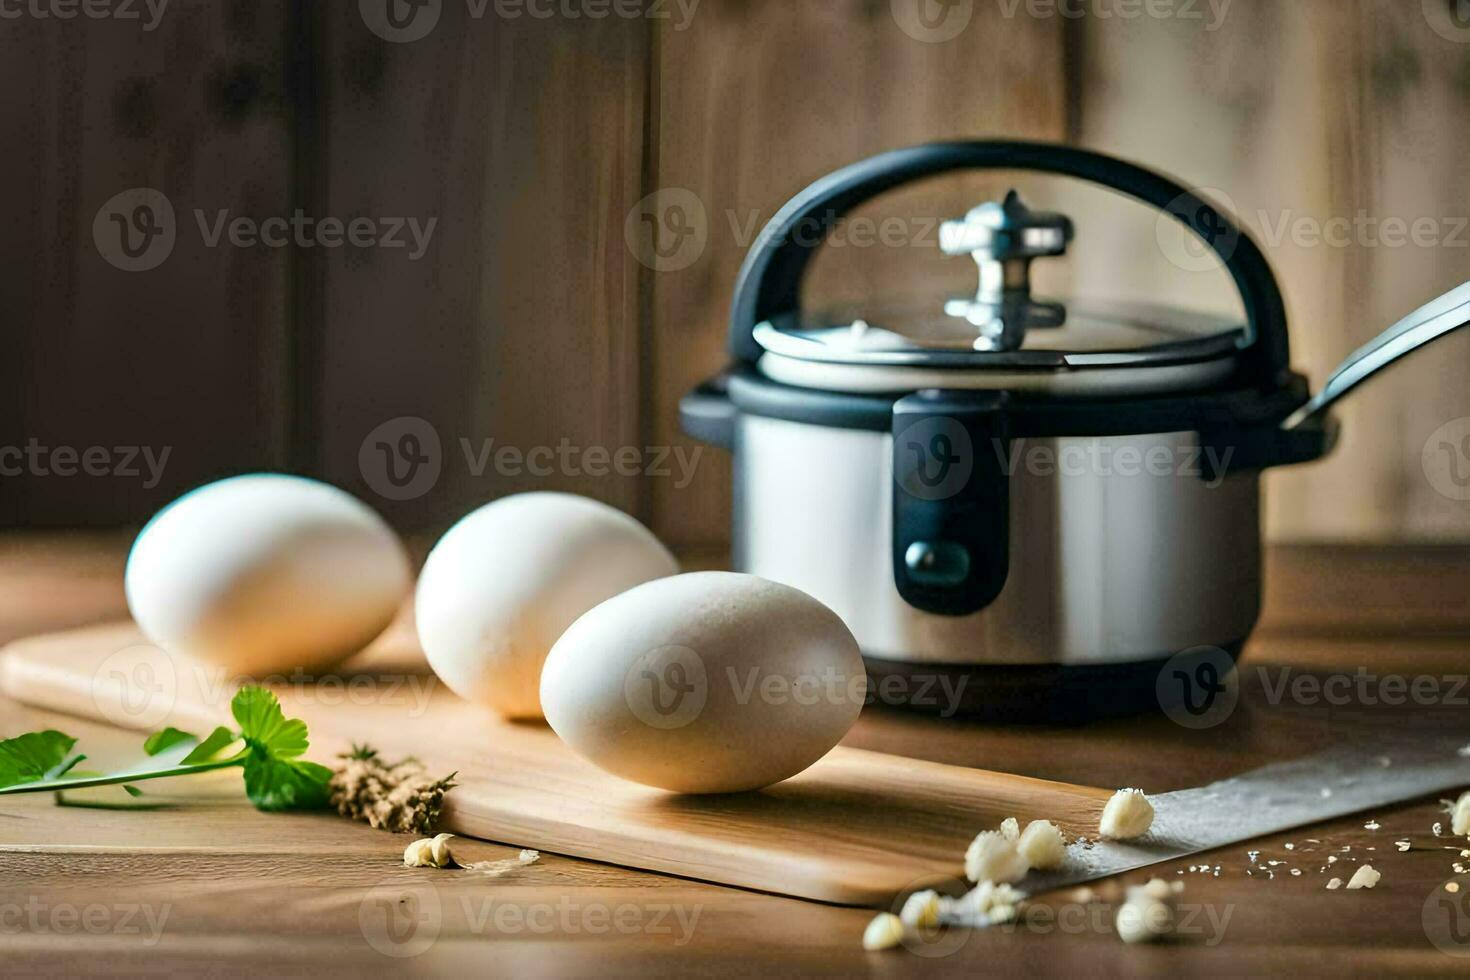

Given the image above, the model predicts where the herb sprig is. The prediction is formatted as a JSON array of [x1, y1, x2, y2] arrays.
[[0, 686, 331, 812]]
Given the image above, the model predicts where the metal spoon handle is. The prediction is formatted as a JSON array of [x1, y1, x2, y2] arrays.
[[1283, 280, 1470, 430]]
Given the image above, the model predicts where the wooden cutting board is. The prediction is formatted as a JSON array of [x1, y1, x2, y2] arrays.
[[0, 622, 1112, 906]]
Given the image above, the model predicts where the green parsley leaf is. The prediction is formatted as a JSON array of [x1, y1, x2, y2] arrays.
[[143, 727, 198, 757], [231, 687, 331, 811], [0, 731, 79, 789], [232, 687, 309, 759], [180, 726, 238, 765], [242, 755, 333, 812]]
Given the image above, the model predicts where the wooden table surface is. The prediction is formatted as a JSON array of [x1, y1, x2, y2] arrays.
[[4, 535, 1470, 978]]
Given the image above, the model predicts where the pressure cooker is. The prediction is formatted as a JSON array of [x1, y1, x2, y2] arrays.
[[680, 141, 1470, 721]]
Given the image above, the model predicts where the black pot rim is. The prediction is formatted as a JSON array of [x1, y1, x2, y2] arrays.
[[723, 363, 1311, 439]]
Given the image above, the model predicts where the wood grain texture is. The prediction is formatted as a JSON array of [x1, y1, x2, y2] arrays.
[[1069, 0, 1470, 543], [304, 5, 650, 531], [644, 0, 1070, 549], [0, 622, 1111, 906], [0, 0, 292, 526]]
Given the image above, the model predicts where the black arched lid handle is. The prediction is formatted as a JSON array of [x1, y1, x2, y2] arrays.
[[728, 140, 1292, 387]]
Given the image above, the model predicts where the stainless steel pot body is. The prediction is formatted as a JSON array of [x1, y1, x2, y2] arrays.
[[732, 414, 1261, 666]]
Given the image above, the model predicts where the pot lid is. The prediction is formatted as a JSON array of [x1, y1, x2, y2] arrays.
[[751, 190, 1246, 383]]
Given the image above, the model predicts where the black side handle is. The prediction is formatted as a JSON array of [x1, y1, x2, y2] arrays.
[[892, 391, 1010, 617], [1200, 415, 1339, 482], [729, 141, 1291, 389], [679, 377, 737, 451]]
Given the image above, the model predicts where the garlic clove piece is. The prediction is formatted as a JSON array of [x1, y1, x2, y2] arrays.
[[862, 912, 905, 951], [1017, 820, 1067, 870], [429, 833, 456, 868], [1099, 788, 1155, 840], [1131, 878, 1172, 902], [965, 830, 1029, 884], [1451, 791, 1470, 837], [403, 838, 435, 867], [899, 890, 942, 930], [1116, 897, 1173, 944]]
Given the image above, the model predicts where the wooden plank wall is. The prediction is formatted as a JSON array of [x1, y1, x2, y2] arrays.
[[5, 0, 1470, 547], [1069, 0, 1470, 542], [0, 0, 292, 525], [303, 3, 650, 529]]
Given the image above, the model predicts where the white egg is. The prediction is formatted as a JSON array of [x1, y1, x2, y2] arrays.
[[540, 572, 866, 794], [415, 492, 677, 720], [126, 474, 411, 676]]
